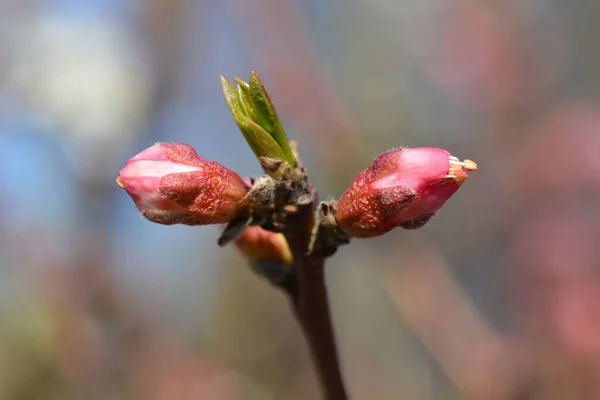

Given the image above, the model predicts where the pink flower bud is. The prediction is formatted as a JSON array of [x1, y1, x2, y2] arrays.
[[117, 143, 249, 225], [234, 226, 293, 264], [335, 147, 477, 238]]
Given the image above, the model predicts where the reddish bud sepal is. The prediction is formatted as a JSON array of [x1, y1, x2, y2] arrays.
[[117, 143, 249, 225], [335, 147, 477, 238]]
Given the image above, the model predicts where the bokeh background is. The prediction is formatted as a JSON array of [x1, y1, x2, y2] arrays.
[[2, 0, 600, 399]]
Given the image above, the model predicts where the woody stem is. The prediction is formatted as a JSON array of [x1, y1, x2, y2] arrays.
[[282, 205, 348, 400]]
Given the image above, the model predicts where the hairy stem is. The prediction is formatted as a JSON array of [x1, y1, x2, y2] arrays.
[[283, 208, 348, 400]]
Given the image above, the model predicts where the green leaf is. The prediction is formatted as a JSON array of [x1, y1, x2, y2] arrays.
[[234, 77, 253, 116], [233, 76, 250, 89], [244, 119, 288, 166], [221, 73, 296, 172], [248, 72, 295, 166], [221, 76, 261, 157], [220, 76, 247, 124]]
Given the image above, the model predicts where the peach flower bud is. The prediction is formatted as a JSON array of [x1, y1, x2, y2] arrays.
[[117, 143, 248, 225], [335, 147, 476, 238], [234, 226, 293, 264]]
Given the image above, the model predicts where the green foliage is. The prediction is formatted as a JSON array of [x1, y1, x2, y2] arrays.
[[221, 73, 295, 175]]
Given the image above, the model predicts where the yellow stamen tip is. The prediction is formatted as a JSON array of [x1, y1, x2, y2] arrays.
[[116, 176, 126, 189], [452, 168, 469, 183], [463, 159, 478, 171]]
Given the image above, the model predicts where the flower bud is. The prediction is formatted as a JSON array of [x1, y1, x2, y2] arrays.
[[117, 143, 249, 225], [234, 226, 292, 265], [335, 147, 477, 238]]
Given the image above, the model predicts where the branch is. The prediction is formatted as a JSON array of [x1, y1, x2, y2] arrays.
[[283, 207, 348, 400]]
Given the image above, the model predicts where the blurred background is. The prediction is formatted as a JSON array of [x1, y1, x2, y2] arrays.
[[1, 0, 600, 399]]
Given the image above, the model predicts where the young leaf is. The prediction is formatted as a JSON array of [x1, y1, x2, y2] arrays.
[[235, 77, 253, 117], [233, 76, 250, 89], [244, 119, 288, 167], [248, 72, 295, 166], [221, 76, 263, 157], [220, 76, 247, 123], [221, 73, 296, 173]]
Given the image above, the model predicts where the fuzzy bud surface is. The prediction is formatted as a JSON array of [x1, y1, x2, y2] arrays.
[[335, 147, 477, 238], [117, 143, 248, 225]]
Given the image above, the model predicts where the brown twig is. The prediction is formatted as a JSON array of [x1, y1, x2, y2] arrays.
[[282, 207, 348, 400]]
